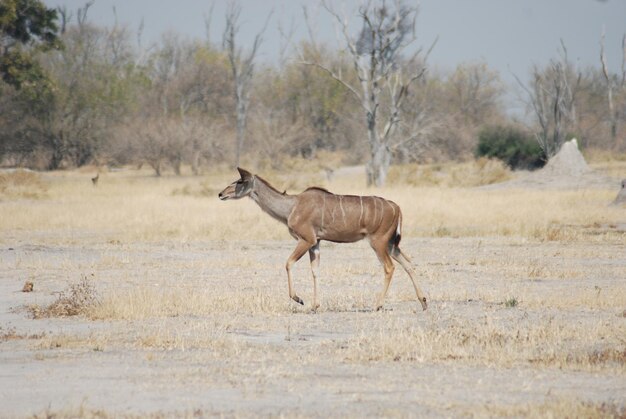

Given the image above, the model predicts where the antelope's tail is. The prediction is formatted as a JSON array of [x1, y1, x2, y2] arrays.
[[391, 210, 413, 262], [394, 211, 402, 248]]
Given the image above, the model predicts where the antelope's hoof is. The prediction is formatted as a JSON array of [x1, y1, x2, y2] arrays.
[[312, 303, 320, 312], [292, 295, 304, 305], [375, 305, 383, 312], [421, 297, 428, 311]]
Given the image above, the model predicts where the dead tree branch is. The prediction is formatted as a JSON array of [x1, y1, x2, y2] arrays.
[[303, 0, 430, 186], [222, 1, 272, 167]]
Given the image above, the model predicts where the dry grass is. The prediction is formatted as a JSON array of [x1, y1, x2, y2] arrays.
[[29, 398, 625, 419], [335, 314, 625, 372], [32, 293, 626, 373], [0, 163, 622, 245], [2, 161, 625, 417], [472, 398, 625, 418], [88, 288, 291, 321], [33, 314, 623, 376], [31, 405, 214, 419], [586, 150, 626, 180], [387, 157, 512, 187], [0, 169, 48, 200], [32, 405, 111, 419], [0, 326, 45, 342], [489, 284, 626, 311], [53, 274, 621, 374]]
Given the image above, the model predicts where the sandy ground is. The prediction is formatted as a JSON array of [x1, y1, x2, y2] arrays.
[[1, 234, 625, 417]]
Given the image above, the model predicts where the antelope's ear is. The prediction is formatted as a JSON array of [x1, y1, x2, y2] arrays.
[[237, 167, 253, 180]]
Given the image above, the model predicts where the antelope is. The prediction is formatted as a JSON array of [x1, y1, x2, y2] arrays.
[[218, 168, 428, 312], [91, 173, 99, 186]]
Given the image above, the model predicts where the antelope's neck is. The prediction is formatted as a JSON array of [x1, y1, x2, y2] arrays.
[[250, 178, 295, 225]]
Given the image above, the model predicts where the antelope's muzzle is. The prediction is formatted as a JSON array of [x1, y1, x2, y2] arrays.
[[218, 184, 235, 200]]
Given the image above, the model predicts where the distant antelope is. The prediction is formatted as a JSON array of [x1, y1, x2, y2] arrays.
[[218, 168, 428, 312], [91, 173, 99, 186]]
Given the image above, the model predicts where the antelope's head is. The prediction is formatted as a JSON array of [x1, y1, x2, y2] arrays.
[[218, 167, 255, 200]]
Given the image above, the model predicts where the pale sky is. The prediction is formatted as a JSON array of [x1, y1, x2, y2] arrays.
[[44, 0, 626, 114]]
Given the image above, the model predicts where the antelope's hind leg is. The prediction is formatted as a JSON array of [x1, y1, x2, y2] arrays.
[[370, 239, 396, 311], [308, 241, 321, 311], [391, 248, 428, 311]]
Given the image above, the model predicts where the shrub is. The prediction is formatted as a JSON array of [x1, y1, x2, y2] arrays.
[[476, 125, 546, 170], [504, 297, 519, 308], [27, 275, 99, 319]]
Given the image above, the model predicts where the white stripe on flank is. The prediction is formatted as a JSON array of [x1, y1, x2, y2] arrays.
[[359, 196, 363, 226], [372, 197, 378, 226], [321, 194, 326, 229], [339, 196, 347, 226], [387, 200, 396, 217]]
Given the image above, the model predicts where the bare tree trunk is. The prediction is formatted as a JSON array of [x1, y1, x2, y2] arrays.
[[172, 157, 181, 175], [600, 31, 626, 144], [601, 29, 617, 141], [47, 133, 65, 170], [223, 1, 270, 168], [364, 107, 390, 187], [234, 85, 248, 167], [191, 150, 201, 175], [302, 1, 430, 187], [48, 146, 64, 170], [367, 142, 391, 187], [148, 159, 162, 177]]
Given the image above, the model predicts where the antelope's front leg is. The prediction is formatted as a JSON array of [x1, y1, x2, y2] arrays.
[[285, 238, 314, 305], [309, 241, 321, 311], [370, 239, 396, 311]]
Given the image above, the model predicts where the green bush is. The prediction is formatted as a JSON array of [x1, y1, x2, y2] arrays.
[[476, 125, 546, 170]]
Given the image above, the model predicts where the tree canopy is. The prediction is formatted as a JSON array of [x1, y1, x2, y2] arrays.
[[0, 0, 60, 89]]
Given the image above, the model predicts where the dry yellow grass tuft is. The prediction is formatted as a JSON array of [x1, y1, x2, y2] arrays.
[[27, 275, 99, 319]]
